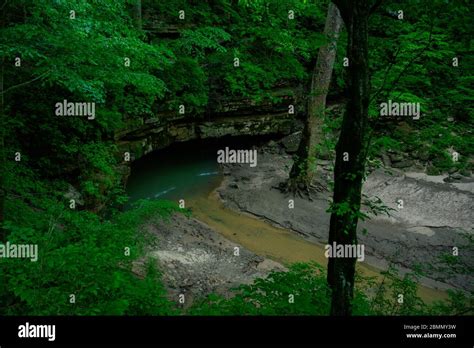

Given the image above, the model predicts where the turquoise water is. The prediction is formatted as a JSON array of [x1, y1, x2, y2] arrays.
[[125, 136, 277, 204], [126, 141, 223, 204]]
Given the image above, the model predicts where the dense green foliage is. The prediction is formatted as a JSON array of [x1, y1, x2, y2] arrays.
[[0, 0, 472, 315], [189, 262, 472, 316], [0, 174, 180, 315], [0, 0, 327, 315], [366, 0, 473, 172]]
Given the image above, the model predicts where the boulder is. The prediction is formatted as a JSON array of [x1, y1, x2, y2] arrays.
[[391, 160, 413, 169], [279, 131, 301, 153]]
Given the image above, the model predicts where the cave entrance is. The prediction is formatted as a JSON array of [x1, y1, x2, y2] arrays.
[[125, 134, 281, 205]]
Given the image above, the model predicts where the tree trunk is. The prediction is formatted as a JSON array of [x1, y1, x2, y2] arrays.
[[134, 0, 142, 29], [288, 3, 342, 189], [327, 0, 371, 316], [0, 58, 5, 241]]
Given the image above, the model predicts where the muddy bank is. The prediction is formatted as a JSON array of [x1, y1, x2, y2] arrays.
[[142, 214, 285, 305], [216, 138, 473, 291]]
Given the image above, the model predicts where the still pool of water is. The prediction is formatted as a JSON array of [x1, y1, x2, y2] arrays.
[[126, 141, 223, 204]]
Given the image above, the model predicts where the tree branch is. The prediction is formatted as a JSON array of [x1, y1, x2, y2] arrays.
[[370, 13, 436, 103], [455, 307, 474, 316], [369, 0, 384, 16], [0, 70, 50, 95], [370, 43, 402, 102]]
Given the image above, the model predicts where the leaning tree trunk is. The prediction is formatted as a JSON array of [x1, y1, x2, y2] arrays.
[[327, 0, 371, 316], [288, 3, 343, 192]]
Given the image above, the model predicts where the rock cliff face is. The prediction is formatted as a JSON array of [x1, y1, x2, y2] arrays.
[[119, 112, 297, 158], [115, 91, 302, 175]]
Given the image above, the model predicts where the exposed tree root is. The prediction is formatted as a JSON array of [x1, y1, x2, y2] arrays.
[[276, 177, 328, 201]]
